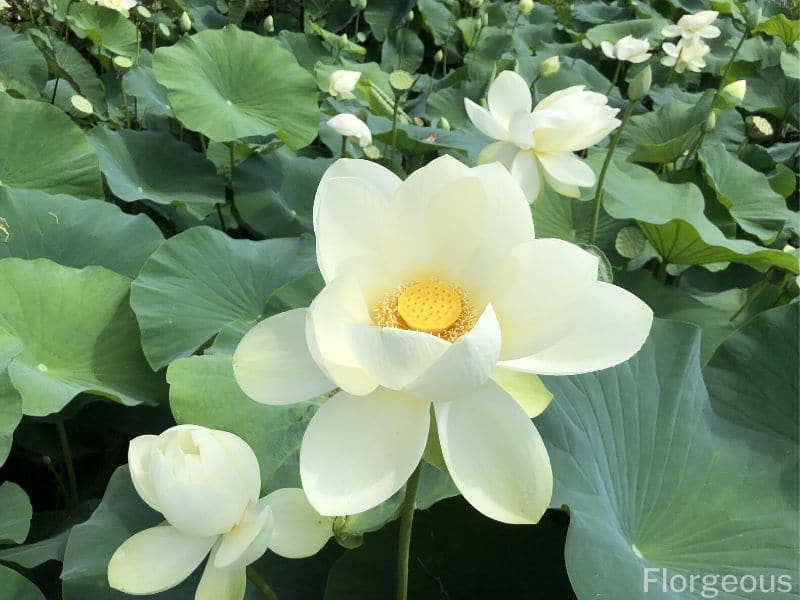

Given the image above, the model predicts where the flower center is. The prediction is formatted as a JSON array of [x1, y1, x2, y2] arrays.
[[397, 281, 462, 333], [372, 280, 475, 342]]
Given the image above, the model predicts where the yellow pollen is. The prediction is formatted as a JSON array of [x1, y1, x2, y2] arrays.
[[396, 281, 462, 334]]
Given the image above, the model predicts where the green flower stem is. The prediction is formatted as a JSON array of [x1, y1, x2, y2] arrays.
[[606, 61, 623, 95], [666, 48, 683, 84], [511, 12, 522, 35], [528, 74, 541, 94], [719, 28, 748, 87], [246, 567, 279, 600], [340, 135, 347, 158], [42, 456, 70, 507], [730, 269, 773, 321], [55, 416, 78, 511], [389, 92, 401, 162], [396, 463, 422, 600], [589, 99, 635, 245]]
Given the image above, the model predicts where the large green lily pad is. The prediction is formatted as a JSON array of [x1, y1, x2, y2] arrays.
[[537, 319, 798, 599], [698, 141, 791, 242], [88, 128, 223, 218], [153, 26, 319, 148], [0, 187, 163, 278], [0, 25, 48, 98], [599, 157, 799, 273], [0, 566, 44, 600], [0, 94, 102, 199], [0, 481, 31, 544], [130, 226, 318, 370], [704, 303, 799, 445], [0, 258, 164, 416]]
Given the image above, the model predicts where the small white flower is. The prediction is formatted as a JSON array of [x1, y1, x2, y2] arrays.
[[328, 69, 361, 99], [662, 10, 720, 40], [518, 0, 534, 15], [722, 79, 747, 102], [600, 35, 652, 63], [327, 113, 372, 147], [232, 156, 653, 523], [108, 426, 333, 599], [464, 71, 620, 201], [85, 0, 137, 16], [660, 38, 711, 73]]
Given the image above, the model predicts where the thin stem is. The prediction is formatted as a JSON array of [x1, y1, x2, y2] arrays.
[[42, 457, 70, 506], [55, 416, 78, 510], [388, 92, 400, 162], [606, 61, 622, 95], [340, 134, 347, 158], [589, 100, 635, 245], [730, 270, 773, 321], [246, 567, 279, 600], [50, 77, 60, 104], [655, 259, 668, 284], [121, 85, 131, 129], [680, 131, 705, 170], [510, 12, 521, 35], [396, 463, 422, 600], [719, 28, 747, 86]]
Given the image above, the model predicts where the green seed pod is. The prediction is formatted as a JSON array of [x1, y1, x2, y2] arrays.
[[69, 95, 94, 118], [389, 69, 414, 93]]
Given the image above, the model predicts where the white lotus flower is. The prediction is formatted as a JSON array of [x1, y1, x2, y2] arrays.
[[108, 426, 333, 599], [328, 69, 361, 99], [662, 10, 720, 40], [660, 38, 710, 73], [464, 71, 620, 201], [85, 0, 137, 16], [600, 35, 652, 63], [328, 113, 372, 148], [232, 156, 653, 524]]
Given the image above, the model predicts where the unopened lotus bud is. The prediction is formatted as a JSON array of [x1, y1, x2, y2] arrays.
[[581, 38, 593, 49], [69, 95, 94, 118], [406, 11, 414, 23], [434, 49, 444, 63], [439, 117, 451, 131], [746, 6, 762, 31], [703, 112, 716, 133], [263, 15, 274, 32], [158, 22, 172, 38], [480, 13, 488, 26], [470, 0, 483, 8], [338, 33, 348, 48], [746, 115, 774, 140], [628, 65, 652, 101], [112, 55, 134, 71], [179, 11, 191, 32], [538, 55, 560, 78], [518, 0, 534, 15], [359, 0, 367, 8], [722, 79, 746, 102], [135, 5, 151, 18]]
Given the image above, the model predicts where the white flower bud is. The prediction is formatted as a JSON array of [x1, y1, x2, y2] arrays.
[[434, 49, 444, 63], [263, 14, 274, 32], [328, 113, 372, 147], [328, 69, 361, 99], [538, 55, 560, 78], [722, 79, 746, 102], [179, 11, 191, 33], [439, 117, 451, 130], [518, 0, 534, 15]]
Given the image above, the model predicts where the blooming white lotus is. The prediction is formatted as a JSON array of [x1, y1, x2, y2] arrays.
[[328, 69, 361, 99], [328, 113, 372, 148], [108, 425, 333, 599], [86, 0, 137, 16], [232, 156, 653, 524], [600, 35, 652, 63], [660, 38, 710, 73], [662, 10, 720, 40], [465, 71, 620, 201]]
